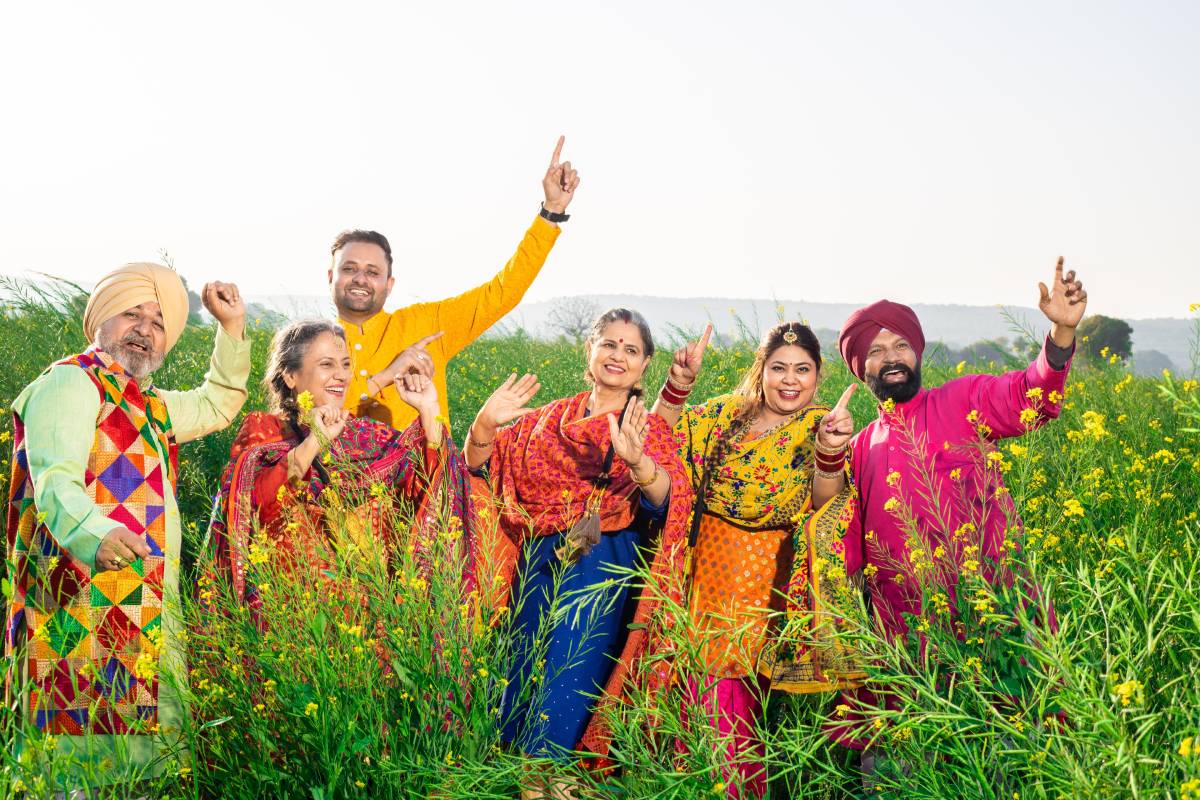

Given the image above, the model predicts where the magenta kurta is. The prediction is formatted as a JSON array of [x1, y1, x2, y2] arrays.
[[842, 339, 1072, 638]]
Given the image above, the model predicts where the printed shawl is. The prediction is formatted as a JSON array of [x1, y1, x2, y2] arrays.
[[6, 348, 178, 735], [676, 393, 863, 692], [206, 412, 478, 612], [485, 391, 694, 757]]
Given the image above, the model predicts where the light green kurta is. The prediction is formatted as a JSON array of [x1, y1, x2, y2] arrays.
[[10, 325, 250, 786]]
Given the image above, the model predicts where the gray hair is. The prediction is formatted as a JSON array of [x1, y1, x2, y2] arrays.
[[583, 308, 655, 393], [263, 319, 346, 430]]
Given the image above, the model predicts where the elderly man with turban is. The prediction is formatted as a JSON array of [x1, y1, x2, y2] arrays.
[[836, 258, 1087, 645], [5, 263, 249, 786]]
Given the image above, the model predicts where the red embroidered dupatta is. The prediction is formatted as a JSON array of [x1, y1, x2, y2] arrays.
[[207, 412, 478, 611], [485, 391, 694, 757]]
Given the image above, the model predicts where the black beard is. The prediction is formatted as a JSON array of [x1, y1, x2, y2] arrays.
[[866, 362, 922, 404]]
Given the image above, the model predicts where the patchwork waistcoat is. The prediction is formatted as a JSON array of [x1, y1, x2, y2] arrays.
[[5, 348, 178, 735]]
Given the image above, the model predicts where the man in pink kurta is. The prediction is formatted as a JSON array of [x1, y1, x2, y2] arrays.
[[840, 332, 1072, 637], [827, 261, 1088, 757], [838, 259, 1088, 642]]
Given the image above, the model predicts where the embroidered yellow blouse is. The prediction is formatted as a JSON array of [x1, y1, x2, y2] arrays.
[[341, 215, 560, 430]]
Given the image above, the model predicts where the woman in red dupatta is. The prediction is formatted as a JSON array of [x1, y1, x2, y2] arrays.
[[207, 320, 477, 613], [465, 309, 693, 788]]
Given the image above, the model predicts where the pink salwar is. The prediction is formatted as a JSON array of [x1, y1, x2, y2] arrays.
[[686, 675, 771, 799]]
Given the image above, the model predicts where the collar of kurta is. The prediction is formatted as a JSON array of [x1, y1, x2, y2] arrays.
[[340, 311, 389, 337]]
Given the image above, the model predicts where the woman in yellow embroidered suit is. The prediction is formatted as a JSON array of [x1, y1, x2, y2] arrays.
[[652, 322, 862, 798]]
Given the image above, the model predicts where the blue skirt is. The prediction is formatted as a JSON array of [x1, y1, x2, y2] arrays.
[[499, 525, 643, 760]]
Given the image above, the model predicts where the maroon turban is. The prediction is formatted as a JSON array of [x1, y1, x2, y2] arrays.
[[838, 300, 925, 381]]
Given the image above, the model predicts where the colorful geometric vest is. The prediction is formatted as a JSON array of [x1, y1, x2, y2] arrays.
[[5, 348, 177, 735]]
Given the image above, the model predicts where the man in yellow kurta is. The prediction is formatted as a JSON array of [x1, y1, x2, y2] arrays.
[[329, 137, 580, 429], [5, 264, 250, 789]]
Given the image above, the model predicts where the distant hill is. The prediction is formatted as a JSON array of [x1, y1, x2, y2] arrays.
[[495, 295, 1196, 374], [5, 276, 1191, 374]]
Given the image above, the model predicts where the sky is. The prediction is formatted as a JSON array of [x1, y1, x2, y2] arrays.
[[1, 1, 1196, 320]]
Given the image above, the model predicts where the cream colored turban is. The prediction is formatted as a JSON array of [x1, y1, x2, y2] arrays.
[[83, 262, 190, 354]]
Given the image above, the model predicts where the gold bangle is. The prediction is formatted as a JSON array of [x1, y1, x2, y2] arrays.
[[666, 376, 695, 394], [631, 460, 659, 487], [657, 397, 684, 411], [815, 440, 847, 456], [468, 435, 493, 448], [814, 466, 845, 481]]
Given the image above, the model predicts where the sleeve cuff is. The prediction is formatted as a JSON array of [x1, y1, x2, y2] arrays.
[[72, 536, 103, 570], [1044, 336, 1075, 372], [530, 214, 563, 243]]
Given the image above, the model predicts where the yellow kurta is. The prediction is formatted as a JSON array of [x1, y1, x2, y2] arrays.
[[341, 215, 560, 429]]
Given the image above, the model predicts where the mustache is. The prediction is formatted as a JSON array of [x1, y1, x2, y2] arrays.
[[120, 332, 154, 351], [877, 362, 916, 380]]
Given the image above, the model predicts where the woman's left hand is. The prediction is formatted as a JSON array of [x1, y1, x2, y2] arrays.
[[395, 372, 439, 415], [816, 383, 857, 451], [608, 395, 650, 468]]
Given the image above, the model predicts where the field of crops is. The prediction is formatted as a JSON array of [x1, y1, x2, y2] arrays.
[[2, 281, 1199, 799]]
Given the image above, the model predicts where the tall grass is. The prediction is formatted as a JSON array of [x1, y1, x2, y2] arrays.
[[1, 281, 1198, 798]]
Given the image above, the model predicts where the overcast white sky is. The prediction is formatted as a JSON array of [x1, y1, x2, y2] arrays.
[[1, 1, 1195, 320]]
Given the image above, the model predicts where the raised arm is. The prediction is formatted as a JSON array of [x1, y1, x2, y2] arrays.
[[812, 383, 857, 509], [159, 282, 251, 443], [971, 258, 1087, 438], [651, 323, 713, 427], [394, 371, 445, 449], [465, 373, 541, 470], [430, 137, 580, 357], [609, 395, 672, 508]]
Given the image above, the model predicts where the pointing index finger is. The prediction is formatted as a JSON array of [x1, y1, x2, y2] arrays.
[[550, 135, 565, 167], [416, 331, 444, 348], [833, 383, 857, 412]]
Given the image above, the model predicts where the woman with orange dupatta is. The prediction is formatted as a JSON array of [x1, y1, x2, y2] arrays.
[[465, 308, 693, 794], [652, 322, 862, 799], [207, 320, 477, 615]]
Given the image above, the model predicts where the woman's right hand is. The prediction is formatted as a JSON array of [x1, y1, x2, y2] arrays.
[[310, 403, 349, 444], [478, 373, 541, 431], [668, 323, 713, 388]]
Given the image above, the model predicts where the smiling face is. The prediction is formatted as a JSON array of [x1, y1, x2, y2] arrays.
[[96, 302, 167, 380], [863, 328, 922, 403], [760, 344, 819, 416], [585, 321, 651, 393], [284, 330, 351, 408], [329, 241, 394, 323]]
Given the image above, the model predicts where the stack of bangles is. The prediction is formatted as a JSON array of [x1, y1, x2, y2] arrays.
[[814, 441, 847, 480], [658, 376, 693, 410]]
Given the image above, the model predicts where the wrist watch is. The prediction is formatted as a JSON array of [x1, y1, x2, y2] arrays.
[[539, 202, 570, 223]]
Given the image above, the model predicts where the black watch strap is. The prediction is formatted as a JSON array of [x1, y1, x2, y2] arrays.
[[539, 202, 570, 223]]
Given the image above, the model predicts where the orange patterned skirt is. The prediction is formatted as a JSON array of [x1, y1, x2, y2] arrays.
[[688, 513, 794, 679]]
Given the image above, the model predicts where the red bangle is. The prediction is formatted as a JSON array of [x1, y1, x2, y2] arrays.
[[661, 383, 690, 404], [815, 450, 846, 472]]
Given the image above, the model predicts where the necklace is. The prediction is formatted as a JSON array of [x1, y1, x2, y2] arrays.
[[743, 407, 808, 443]]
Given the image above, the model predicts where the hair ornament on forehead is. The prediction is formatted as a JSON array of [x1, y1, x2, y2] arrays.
[[782, 328, 798, 344]]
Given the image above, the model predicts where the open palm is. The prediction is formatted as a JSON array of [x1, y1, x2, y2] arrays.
[[481, 373, 541, 429]]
